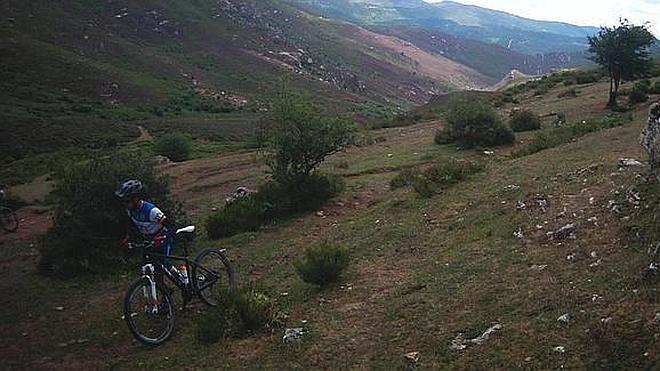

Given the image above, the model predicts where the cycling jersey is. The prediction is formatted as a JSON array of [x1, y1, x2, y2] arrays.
[[128, 200, 166, 237]]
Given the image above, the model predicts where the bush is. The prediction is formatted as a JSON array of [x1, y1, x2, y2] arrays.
[[628, 82, 649, 104], [295, 243, 350, 288], [513, 114, 632, 158], [391, 160, 483, 197], [390, 167, 421, 189], [509, 110, 542, 132], [206, 174, 343, 239], [197, 287, 276, 344], [441, 99, 514, 148], [557, 88, 578, 98], [38, 152, 180, 278], [154, 133, 192, 162], [651, 81, 660, 94]]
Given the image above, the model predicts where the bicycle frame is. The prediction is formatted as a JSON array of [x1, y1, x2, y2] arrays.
[[139, 244, 225, 298]]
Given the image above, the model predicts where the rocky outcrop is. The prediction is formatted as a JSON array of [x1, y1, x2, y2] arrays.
[[640, 100, 660, 171]]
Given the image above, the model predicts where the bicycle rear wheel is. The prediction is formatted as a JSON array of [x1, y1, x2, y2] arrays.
[[123, 277, 176, 346], [192, 248, 235, 306], [0, 207, 18, 233]]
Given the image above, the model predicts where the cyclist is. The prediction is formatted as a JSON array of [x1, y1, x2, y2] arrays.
[[115, 179, 188, 283]]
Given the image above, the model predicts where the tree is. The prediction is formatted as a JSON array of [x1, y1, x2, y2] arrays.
[[588, 20, 655, 107], [265, 91, 353, 184]]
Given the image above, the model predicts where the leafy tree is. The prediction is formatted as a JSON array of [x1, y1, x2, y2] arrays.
[[265, 91, 353, 184], [588, 20, 655, 107]]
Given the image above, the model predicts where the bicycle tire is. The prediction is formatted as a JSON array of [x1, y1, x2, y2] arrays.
[[123, 277, 176, 346], [0, 207, 18, 233], [192, 248, 235, 306]]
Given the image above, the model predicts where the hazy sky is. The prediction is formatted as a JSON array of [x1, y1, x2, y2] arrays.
[[424, 0, 660, 36]]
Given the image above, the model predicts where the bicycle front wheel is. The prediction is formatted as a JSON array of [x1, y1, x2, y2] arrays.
[[192, 248, 235, 306], [0, 207, 18, 233], [123, 277, 176, 346]]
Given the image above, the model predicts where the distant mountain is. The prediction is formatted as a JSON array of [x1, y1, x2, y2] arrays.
[[374, 26, 592, 79], [291, 0, 599, 54]]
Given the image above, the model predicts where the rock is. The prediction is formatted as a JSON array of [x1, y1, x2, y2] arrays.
[[640, 100, 660, 170], [516, 200, 526, 210], [589, 259, 603, 268], [449, 324, 502, 351], [513, 227, 524, 239], [55, 306, 64, 311], [483, 150, 495, 156], [618, 158, 645, 168], [547, 224, 576, 240], [153, 155, 171, 165], [503, 184, 520, 192], [530, 264, 548, 271], [404, 351, 420, 364], [557, 313, 570, 324], [625, 187, 641, 205], [600, 317, 613, 325], [283, 328, 304, 344], [652, 313, 660, 324], [554, 346, 566, 353], [225, 186, 253, 205]]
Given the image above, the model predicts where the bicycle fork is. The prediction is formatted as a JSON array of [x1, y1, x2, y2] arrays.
[[141, 264, 159, 314]]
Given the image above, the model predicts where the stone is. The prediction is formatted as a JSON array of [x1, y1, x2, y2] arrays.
[[557, 313, 570, 324], [547, 224, 576, 240], [404, 352, 420, 364], [554, 346, 566, 353], [283, 328, 304, 344], [640, 100, 660, 170]]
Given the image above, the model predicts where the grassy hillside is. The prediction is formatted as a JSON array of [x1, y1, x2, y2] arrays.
[[2, 68, 660, 368], [1, 0, 493, 167]]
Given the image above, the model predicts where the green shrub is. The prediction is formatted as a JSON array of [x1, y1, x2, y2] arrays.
[[628, 82, 649, 104], [651, 81, 660, 94], [154, 133, 192, 162], [390, 167, 422, 189], [295, 243, 350, 288], [334, 160, 350, 169], [38, 152, 180, 278], [206, 174, 343, 239], [557, 88, 578, 98], [391, 160, 483, 197], [509, 110, 542, 132], [440, 99, 514, 148], [206, 195, 274, 239], [513, 114, 632, 157], [197, 287, 276, 344], [434, 128, 454, 145]]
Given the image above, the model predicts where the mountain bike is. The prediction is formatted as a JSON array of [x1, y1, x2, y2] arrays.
[[0, 190, 19, 233], [123, 225, 234, 346]]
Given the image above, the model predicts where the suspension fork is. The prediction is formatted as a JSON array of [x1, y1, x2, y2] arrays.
[[141, 263, 159, 313]]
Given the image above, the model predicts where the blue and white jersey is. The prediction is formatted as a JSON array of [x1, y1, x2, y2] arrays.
[[128, 201, 166, 237]]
